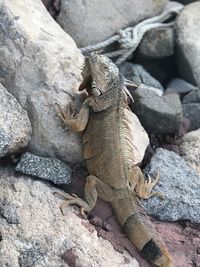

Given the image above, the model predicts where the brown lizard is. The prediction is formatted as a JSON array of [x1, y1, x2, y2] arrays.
[[55, 52, 174, 267]]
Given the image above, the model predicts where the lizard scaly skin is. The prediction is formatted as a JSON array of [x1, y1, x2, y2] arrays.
[[55, 52, 174, 267]]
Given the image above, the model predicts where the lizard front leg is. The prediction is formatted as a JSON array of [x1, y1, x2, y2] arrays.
[[54, 175, 114, 217], [128, 166, 164, 200], [56, 99, 89, 132]]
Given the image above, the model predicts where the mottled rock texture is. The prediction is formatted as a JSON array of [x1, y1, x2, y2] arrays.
[[179, 129, 200, 176], [0, 166, 139, 267], [16, 152, 72, 184], [0, 83, 32, 157], [142, 148, 200, 223], [0, 0, 84, 163], [139, 27, 175, 59], [57, 0, 168, 47]]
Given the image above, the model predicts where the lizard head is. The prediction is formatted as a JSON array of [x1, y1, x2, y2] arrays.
[[79, 52, 125, 111], [79, 51, 124, 96]]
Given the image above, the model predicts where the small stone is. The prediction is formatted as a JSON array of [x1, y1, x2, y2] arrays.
[[139, 27, 175, 59], [142, 148, 200, 223], [165, 78, 198, 96], [119, 62, 164, 92], [179, 129, 200, 176], [0, 83, 32, 157], [131, 85, 182, 134], [15, 152, 72, 184]]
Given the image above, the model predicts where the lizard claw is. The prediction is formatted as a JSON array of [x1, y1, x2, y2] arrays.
[[53, 191, 90, 218]]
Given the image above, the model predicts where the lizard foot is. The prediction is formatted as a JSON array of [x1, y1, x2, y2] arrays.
[[55, 102, 77, 123], [135, 172, 165, 200], [53, 191, 90, 218]]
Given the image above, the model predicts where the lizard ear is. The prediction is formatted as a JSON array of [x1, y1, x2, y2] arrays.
[[79, 73, 92, 94]]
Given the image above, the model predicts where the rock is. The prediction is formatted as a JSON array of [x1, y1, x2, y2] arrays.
[[119, 62, 164, 92], [142, 148, 200, 223], [0, 0, 84, 163], [139, 27, 175, 59], [182, 104, 200, 131], [15, 152, 72, 184], [165, 78, 198, 95], [57, 0, 168, 47], [182, 89, 200, 104], [179, 129, 200, 176], [131, 85, 182, 134], [0, 167, 139, 267], [0, 83, 32, 157], [181, 89, 200, 130], [175, 2, 200, 87], [174, 0, 199, 5]]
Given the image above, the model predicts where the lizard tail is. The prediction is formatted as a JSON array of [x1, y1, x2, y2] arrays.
[[123, 211, 174, 267]]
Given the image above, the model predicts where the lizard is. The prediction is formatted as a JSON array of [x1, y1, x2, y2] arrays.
[[55, 52, 174, 267]]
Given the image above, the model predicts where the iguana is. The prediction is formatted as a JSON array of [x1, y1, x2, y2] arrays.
[[55, 52, 174, 267]]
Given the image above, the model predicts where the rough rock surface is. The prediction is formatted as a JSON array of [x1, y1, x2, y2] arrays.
[[15, 152, 72, 185], [165, 78, 198, 95], [0, 166, 139, 267], [182, 88, 200, 103], [142, 148, 200, 223], [0, 0, 84, 163], [182, 89, 200, 130], [179, 129, 200, 176], [0, 83, 32, 157], [119, 62, 164, 92], [57, 0, 168, 47], [139, 27, 175, 59], [175, 2, 200, 87], [130, 85, 182, 134]]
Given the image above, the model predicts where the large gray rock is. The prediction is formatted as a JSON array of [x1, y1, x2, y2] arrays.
[[179, 129, 200, 176], [0, 167, 139, 267], [175, 2, 200, 87], [165, 78, 198, 95], [182, 104, 200, 130], [15, 152, 72, 185], [142, 148, 200, 223], [182, 89, 200, 104], [119, 62, 164, 92], [57, 0, 168, 47], [139, 27, 175, 59], [182, 89, 200, 130], [131, 85, 182, 134], [0, 83, 32, 157], [0, 0, 84, 163]]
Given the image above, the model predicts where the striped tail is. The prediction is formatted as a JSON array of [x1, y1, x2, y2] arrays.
[[123, 211, 174, 267]]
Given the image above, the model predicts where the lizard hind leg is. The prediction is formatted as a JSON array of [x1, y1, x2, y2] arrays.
[[134, 168, 164, 200], [54, 175, 114, 217]]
